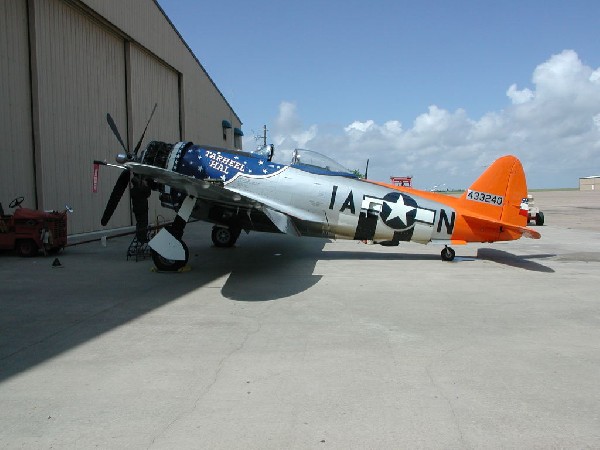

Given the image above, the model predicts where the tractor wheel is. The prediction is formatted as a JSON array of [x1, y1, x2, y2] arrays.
[[16, 239, 38, 257], [535, 212, 545, 226]]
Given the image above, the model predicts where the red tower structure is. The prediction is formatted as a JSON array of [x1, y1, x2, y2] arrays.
[[390, 176, 412, 187]]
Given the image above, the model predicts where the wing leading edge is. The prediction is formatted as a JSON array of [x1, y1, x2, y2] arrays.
[[125, 162, 306, 234]]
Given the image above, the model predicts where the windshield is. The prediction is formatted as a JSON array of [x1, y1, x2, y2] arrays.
[[290, 149, 355, 176], [250, 144, 274, 161]]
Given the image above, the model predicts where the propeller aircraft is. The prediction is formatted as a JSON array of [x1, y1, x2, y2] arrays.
[[97, 113, 541, 271]]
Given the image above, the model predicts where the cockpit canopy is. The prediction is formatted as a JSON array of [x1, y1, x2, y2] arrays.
[[250, 144, 274, 161], [290, 149, 357, 178]]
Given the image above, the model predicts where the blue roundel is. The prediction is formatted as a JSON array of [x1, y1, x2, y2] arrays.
[[380, 192, 418, 230]]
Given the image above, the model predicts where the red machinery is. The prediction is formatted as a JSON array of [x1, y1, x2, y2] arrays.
[[0, 197, 68, 257], [390, 176, 412, 187]]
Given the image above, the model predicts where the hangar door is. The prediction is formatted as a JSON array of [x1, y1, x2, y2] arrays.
[[30, 0, 182, 234], [0, 0, 35, 209], [32, 0, 129, 234], [129, 44, 181, 224]]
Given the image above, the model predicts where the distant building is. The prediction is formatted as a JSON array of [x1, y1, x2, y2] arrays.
[[579, 176, 600, 191], [1, 0, 242, 234]]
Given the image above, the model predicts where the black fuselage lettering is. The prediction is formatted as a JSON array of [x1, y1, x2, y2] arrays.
[[329, 185, 338, 210], [329, 186, 356, 214], [437, 209, 455, 234], [340, 191, 355, 214]]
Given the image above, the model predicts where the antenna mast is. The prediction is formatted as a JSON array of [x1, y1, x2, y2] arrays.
[[253, 125, 269, 147]]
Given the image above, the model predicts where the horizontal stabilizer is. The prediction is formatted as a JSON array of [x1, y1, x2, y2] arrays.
[[463, 212, 541, 240]]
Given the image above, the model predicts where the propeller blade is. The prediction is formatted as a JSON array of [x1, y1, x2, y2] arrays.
[[130, 177, 151, 243], [106, 113, 128, 155], [133, 103, 158, 157], [101, 169, 130, 226]]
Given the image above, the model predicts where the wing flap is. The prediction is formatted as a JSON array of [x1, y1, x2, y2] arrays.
[[263, 207, 301, 236]]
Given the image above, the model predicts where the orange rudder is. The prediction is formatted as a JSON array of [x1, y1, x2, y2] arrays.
[[459, 155, 528, 227]]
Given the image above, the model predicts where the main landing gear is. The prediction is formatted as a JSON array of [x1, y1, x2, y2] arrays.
[[152, 240, 189, 272], [147, 196, 244, 271], [149, 195, 195, 272], [211, 226, 241, 248], [441, 246, 456, 262]]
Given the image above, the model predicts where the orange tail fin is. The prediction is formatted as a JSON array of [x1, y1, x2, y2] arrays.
[[459, 155, 529, 227]]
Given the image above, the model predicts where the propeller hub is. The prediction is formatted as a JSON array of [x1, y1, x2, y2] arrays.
[[116, 153, 129, 164]]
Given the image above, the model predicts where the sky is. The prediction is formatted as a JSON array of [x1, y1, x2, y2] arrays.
[[157, 0, 600, 189]]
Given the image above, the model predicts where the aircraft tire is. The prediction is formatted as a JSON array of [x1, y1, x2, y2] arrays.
[[151, 240, 189, 272], [211, 226, 240, 248], [441, 246, 455, 262]]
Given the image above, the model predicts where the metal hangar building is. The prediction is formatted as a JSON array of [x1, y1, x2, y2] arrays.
[[0, 0, 243, 235]]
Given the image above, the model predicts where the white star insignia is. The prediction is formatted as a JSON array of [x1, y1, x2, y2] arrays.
[[258, 160, 264, 165], [386, 197, 415, 226]]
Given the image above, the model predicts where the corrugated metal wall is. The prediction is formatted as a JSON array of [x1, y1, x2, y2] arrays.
[[129, 43, 180, 223], [0, 0, 36, 211], [32, 0, 129, 233], [81, 0, 242, 147], [1, 0, 241, 235]]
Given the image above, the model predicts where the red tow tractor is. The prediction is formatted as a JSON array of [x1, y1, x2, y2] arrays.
[[0, 197, 69, 257]]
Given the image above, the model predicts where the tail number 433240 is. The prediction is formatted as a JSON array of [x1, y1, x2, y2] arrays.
[[466, 189, 503, 206]]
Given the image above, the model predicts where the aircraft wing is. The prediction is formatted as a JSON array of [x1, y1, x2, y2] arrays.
[[462, 212, 542, 240], [125, 162, 304, 235], [126, 162, 256, 207]]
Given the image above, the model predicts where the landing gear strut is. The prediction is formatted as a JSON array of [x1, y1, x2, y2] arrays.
[[441, 246, 455, 262], [149, 195, 195, 271]]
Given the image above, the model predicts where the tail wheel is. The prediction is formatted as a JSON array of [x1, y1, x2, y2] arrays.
[[441, 246, 455, 262], [151, 240, 189, 272], [211, 226, 241, 248], [16, 239, 38, 257]]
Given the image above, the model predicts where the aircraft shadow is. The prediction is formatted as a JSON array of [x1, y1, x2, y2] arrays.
[[320, 250, 440, 261], [0, 229, 327, 383], [206, 235, 326, 302], [476, 248, 556, 273]]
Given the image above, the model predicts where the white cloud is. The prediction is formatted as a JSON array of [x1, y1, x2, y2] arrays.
[[507, 84, 534, 104], [345, 120, 376, 134], [258, 50, 600, 189]]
